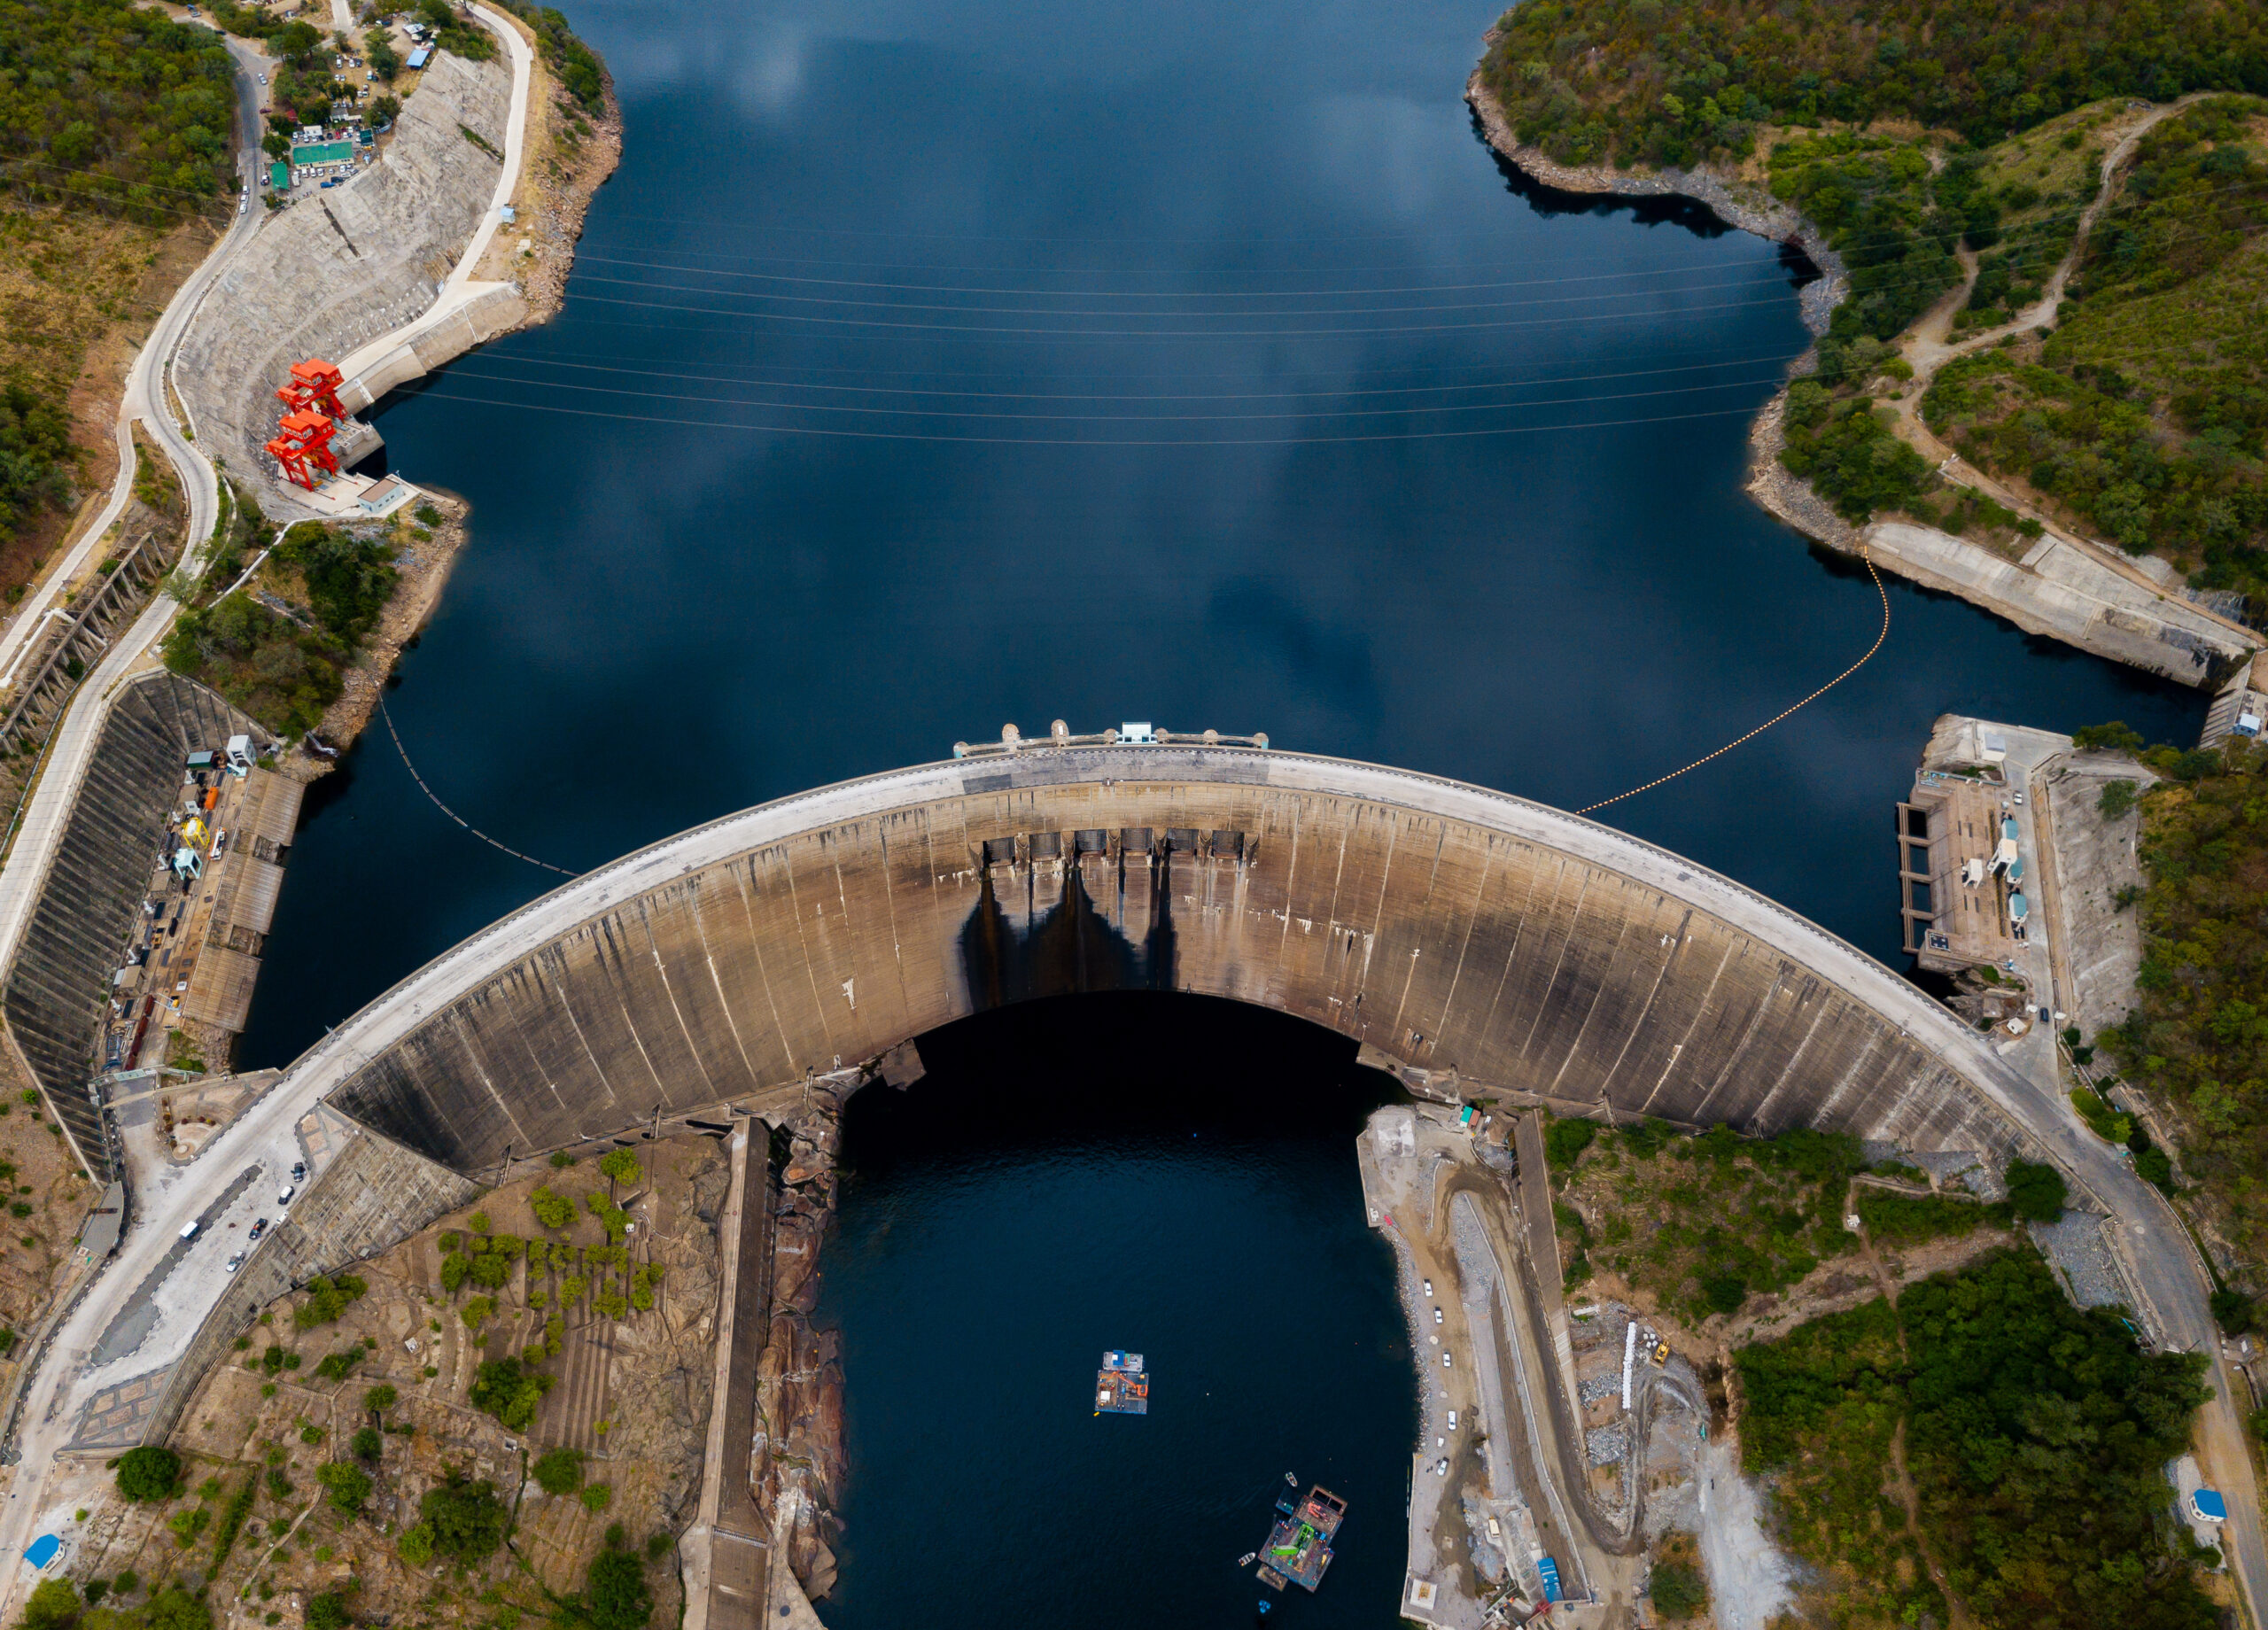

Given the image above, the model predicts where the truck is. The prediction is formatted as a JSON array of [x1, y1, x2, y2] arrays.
[[1538, 1556, 1561, 1603]]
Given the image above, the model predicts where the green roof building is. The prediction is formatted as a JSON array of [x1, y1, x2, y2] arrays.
[[269, 161, 290, 191]]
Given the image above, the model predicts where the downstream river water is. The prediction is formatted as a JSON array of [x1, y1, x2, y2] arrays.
[[237, 0, 2205, 1616]]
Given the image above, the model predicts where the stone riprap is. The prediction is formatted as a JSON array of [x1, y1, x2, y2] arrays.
[[175, 51, 520, 505]]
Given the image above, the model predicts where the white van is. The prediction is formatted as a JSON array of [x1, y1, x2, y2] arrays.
[[1448, 1410, 1458, 1431], [179, 1220, 199, 1241]]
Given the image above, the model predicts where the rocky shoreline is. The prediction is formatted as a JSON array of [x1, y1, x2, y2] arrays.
[[1464, 69, 1846, 338], [756, 1083, 850, 1602]]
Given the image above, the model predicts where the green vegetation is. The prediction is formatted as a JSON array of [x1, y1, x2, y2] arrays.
[[1778, 381, 1927, 521], [579, 1481, 612, 1514], [1736, 1250, 2213, 1629], [2070, 1084, 2133, 1143], [292, 1274, 368, 1330], [161, 597, 342, 738], [414, 0, 496, 62], [1554, 1119, 1863, 1319], [416, 1474, 510, 1561], [2101, 741, 2268, 1254], [0, 380, 74, 563], [598, 1148, 641, 1185], [205, 1473, 257, 1573], [312, 1348, 360, 1383], [505, 2, 608, 110], [0, 0, 238, 210], [114, 1446, 180, 1502], [1923, 100, 2268, 594], [272, 523, 397, 648], [1542, 1115, 1596, 1169], [1474, 0, 2265, 168], [363, 1382, 397, 1415], [470, 1356, 553, 1432], [532, 1448, 584, 1496], [1648, 1559, 1707, 1621], [2002, 1158, 2067, 1222], [1852, 1186, 2003, 1246], [558, 1541, 653, 1630], [17, 1582, 212, 1630], [530, 1185, 578, 1230], [315, 1460, 369, 1516]]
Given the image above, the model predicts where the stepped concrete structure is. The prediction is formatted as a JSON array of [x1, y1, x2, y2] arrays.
[[1, 674, 270, 1178], [174, 50, 524, 498]]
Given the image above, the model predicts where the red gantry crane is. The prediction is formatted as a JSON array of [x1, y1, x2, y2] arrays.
[[275, 357, 346, 419], [266, 408, 340, 491]]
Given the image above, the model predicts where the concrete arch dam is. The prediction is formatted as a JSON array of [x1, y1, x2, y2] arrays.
[[312, 745, 2023, 1172]]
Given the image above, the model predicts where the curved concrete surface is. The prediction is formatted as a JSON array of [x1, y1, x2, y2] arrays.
[[316, 744, 2020, 1170]]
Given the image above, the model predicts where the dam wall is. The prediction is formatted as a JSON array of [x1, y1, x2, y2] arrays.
[[121, 1106, 482, 1447], [174, 50, 518, 500], [310, 747, 2026, 1179], [1, 674, 268, 1178]]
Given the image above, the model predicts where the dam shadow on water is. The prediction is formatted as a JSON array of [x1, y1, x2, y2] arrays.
[[819, 992, 1415, 1628]]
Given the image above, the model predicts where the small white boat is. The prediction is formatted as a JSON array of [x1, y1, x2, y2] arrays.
[[1238, 1552, 1255, 1567]]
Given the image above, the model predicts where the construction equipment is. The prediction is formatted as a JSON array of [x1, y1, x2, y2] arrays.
[[275, 357, 346, 419], [265, 408, 340, 490]]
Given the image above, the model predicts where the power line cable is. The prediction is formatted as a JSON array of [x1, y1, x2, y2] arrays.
[[378, 695, 578, 877]]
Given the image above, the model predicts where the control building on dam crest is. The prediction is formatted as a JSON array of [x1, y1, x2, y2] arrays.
[[314, 740, 2024, 1177]]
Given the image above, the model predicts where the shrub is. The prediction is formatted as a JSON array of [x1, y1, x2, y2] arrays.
[[470, 1251, 510, 1290], [579, 1481, 613, 1513], [2212, 1289, 2256, 1334], [2004, 1159, 2068, 1222], [419, 1474, 509, 1560], [470, 1211, 493, 1235], [294, 1275, 368, 1329], [1543, 1117, 1596, 1170], [598, 1149, 641, 1185], [462, 1296, 494, 1329], [2096, 779, 2139, 819], [440, 1250, 471, 1292], [1651, 1559, 1708, 1620], [1855, 1190, 1995, 1246], [579, 1547, 653, 1630], [19, 1580, 80, 1630], [315, 1461, 371, 1516], [533, 1448, 584, 1495], [116, 1445, 182, 1502], [351, 1427, 382, 1461], [306, 1592, 352, 1630], [470, 1356, 554, 1431], [530, 1185, 577, 1230], [167, 1506, 210, 1545], [398, 1521, 435, 1566], [363, 1383, 397, 1415], [314, 1349, 360, 1382]]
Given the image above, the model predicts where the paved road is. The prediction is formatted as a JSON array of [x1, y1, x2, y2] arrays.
[[0, 13, 535, 1611], [1986, 727, 2268, 1627], [0, 31, 270, 698]]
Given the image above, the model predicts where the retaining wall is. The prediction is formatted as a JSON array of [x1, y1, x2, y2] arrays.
[[2, 673, 267, 1177]]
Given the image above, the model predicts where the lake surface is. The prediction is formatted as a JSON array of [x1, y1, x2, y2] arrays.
[[819, 995, 1409, 1628], [235, 0, 2204, 1615]]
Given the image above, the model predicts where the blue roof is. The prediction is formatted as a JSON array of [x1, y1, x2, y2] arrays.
[[406, 45, 431, 67], [2008, 892, 2030, 920], [2003, 817, 2020, 840], [23, 1534, 58, 1568], [2195, 1488, 2229, 1520]]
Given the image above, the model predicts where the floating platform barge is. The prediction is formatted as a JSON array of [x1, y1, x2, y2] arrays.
[[1255, 1484, 1346, 1593], [1094, 1350, 1148, 1415]]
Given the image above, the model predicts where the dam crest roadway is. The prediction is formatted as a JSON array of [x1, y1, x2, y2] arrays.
[[0, 731, 2251, 1617]]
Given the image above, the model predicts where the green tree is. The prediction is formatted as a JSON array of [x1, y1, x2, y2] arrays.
[[1542, 1117, 1596, 1169], [316, 1461, 371, 1516], [530, 1185, 578, 1230], [533, 1448, 584, 1495], [576, 1547, 653, 1630], [469, 1357, 553, 1431], [19, 1580, 82, 1630], [115, 1445, 181, 1502], [2003, 1159, 2067, 1222], [1650, 1560, 1708, 1620], [2074, 722, 2147, 754], [419, 1474, 509, 1561], [598, 1148, 641, 1185]]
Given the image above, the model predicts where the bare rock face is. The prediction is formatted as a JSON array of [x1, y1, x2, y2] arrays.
[[752, 1079, 852, 1599]]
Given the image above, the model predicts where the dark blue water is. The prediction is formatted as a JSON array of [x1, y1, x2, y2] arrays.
[[232, 0, 2203, 1617], [821, 996, 1408, 1628], [238, 0, 2199, 1067]]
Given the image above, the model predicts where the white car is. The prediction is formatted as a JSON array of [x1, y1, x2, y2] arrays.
[[1442, 1352, 1452, 1369], [276, 1184, 295, 1207], [2013, 791, 2026, 805], [1433, 1308, 1443, 1324], [1435, 1458, 1449, 1476], [1448, 1410, 1458, 1430], [225, 1252, 245, 1274], [1422, 1279, 1433, 1296]]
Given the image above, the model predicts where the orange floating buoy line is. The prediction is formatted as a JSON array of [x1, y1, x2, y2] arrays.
[[263, 359, 348, 491]]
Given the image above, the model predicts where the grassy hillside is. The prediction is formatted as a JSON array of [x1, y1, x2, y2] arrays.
[[1476, 0, 2268, 171], [1737, 1251, 2217, 1630], [1925, 98, 2268, 591]]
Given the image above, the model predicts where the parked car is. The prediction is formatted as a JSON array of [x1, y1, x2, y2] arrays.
[[2013, 791, 2026, 805], [291, 1160, 306, 1182], [248, 1216, 268, 1240], [277, 1184, 295, 1207], [225, 1252, 245, 1274], [1433, 1307, 1443, 1324]]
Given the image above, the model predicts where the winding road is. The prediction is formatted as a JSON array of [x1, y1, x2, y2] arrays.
[[0, 10, 534, 1612]]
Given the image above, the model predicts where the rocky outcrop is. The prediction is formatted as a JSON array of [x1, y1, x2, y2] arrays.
[[755, 1083, 850, 1600], [1465, 70, 1845, 336]]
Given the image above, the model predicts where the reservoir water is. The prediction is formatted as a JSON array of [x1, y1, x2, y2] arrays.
[[234, 0, 2206, 1613]]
